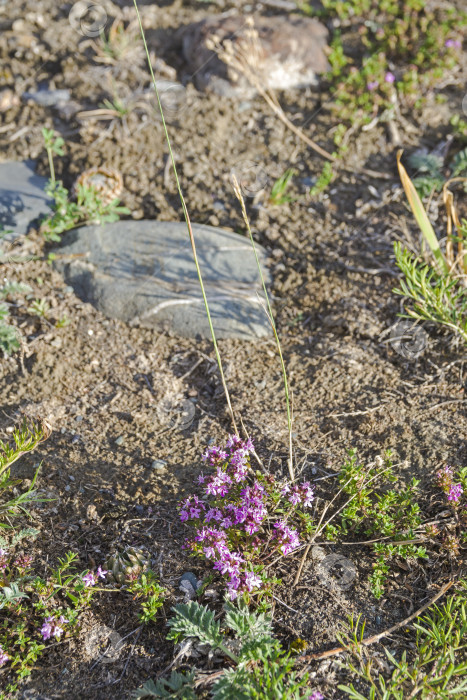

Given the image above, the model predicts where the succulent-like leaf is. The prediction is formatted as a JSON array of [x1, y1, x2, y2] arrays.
[[167, 600, 224, 649]]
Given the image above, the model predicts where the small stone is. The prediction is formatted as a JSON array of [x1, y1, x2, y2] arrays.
[[22, 88, 71, 108], [75, 415, 83, 422], [0, 89, 20, 113], [115, 436, 125, 446], [69, 475, 75, 482], [135, 505, 144, 515], [180, 572, 201, 599], [151, 459, 167, 470]]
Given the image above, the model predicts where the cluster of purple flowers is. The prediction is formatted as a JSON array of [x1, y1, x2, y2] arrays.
[[82, 566, 107, 587], [0, 644, 8, 667], [367, 71, 395, 91], [445, 39, 462, 49], [41, 615, 69, 641], [436, 466, 464, 505], [179, 436, 315, 599]]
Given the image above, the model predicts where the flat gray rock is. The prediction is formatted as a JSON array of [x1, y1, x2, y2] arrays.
[[53, 221, 272, 340], [182, 13, 329, 98], [0, 160, 52, 237]]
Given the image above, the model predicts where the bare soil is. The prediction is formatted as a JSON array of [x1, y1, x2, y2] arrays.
[[0, 0, 466, 698]]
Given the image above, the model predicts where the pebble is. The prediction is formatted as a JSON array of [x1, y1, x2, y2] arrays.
[[115, 436, 125, 446], [0, 89, 20, 112], [22, 88, 71, 107], [151, 459, 167, 470]]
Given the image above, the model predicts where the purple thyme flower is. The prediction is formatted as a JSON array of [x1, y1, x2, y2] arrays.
[[0, 644, 9, 667], [308, 693, 324, 700], [445, 39, 461, 49], [367, 80, 379, 90], [41, 617, 54, 640], [437, 465, 454, 493], [448, 483, 463, 503], [289, 489, 301, 506], [96, 566, 107, 579], [301, 482, 315, 508], [244, 571, 262, 591], [14, 554, 33, 569], [202, 445, 228, 465], [83, 571, 97, 587], [385, 71, 395, 83], [53, 615, 69, 639]]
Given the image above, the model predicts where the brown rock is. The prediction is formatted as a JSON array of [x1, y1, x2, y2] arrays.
[[0, 89, 20, 112], [182, 13, 329, 97]]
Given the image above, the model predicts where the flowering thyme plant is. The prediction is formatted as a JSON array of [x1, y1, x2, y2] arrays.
[[178, 436, 315, 600], [437, 466, 465, 506], [0, 548, 108, 694]]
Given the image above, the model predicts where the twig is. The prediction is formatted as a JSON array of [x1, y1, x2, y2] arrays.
[[271, 593, 302, 615], [194, 670, 226, 688], [298, 580, 454, 666]]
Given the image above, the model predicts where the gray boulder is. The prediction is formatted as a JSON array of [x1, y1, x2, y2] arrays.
[[53, 220, 272, 340]]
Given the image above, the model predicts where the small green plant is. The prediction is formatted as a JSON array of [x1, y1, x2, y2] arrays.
[[338, 582, 467, 699], [394, 152, 467, 346], [393, 243, 467, 345], [0, 280, 31, 356], [27, 298, 50, 319], [134, 598, 309, 699], [309, 162, 335, 197], [0, 549, 109, 693], [128, 569, 167, 624], [307, 0, 467, 125], [324, 450, 427, 598], [450, 114, 467, 143], [132, 671, 196, 700], [269, 168, 297, 205], [0, 421, 50, 523], [0, 420, 111, 694], [407, 146, 467, 198], [39, 128, 130, 242]]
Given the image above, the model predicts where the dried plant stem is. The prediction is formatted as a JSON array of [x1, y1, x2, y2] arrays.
[[298, 580, 454, 667], [232, 175, 294, 480], [133, 0, 237, 435], [208, 26, 390, 180]]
